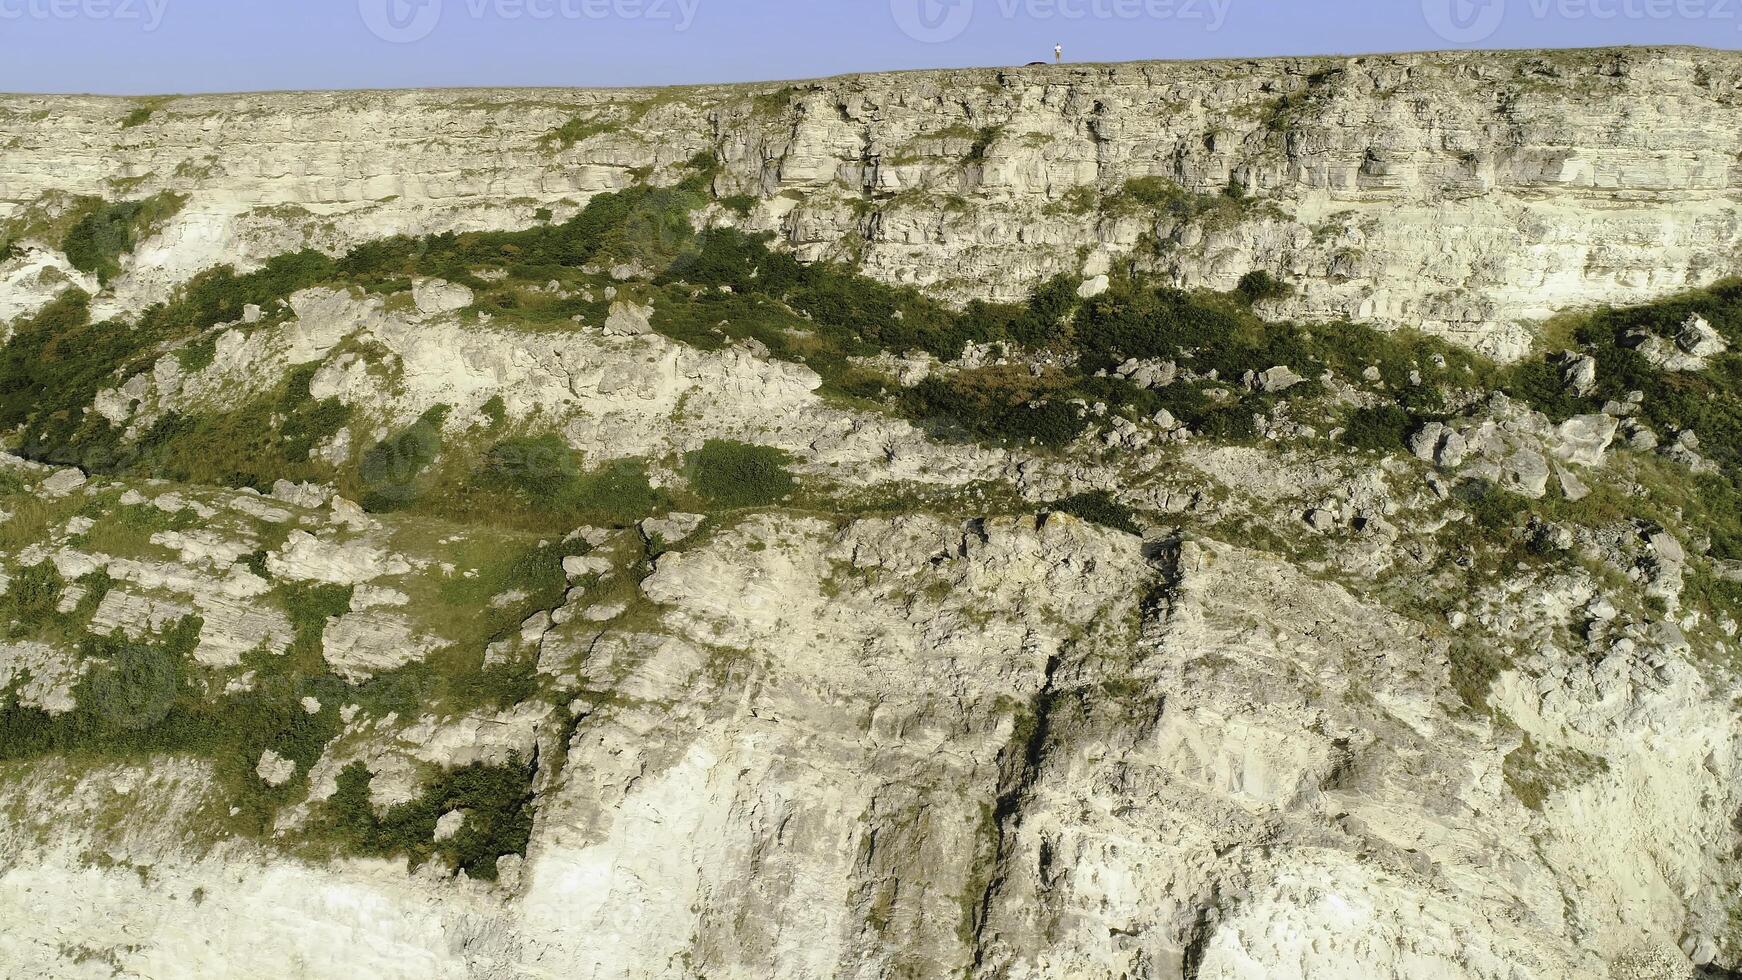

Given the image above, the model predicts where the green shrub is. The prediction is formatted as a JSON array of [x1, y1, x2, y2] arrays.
[[360, 406, 450, 511], [120, 103, 159, 128], [1048, 490, 1141, 535], [905, 367, 1090, 448], [1236, 270, 1290, 303], [176, 334, 218, 374], [685, 440, 796, 508], [538, 115, 615, 153], [478, 434, 582, 503], [0, 561, 66, 638], [282, 582, 354, 664], [61, 193, 187, 285], [319, 754, 537, 881], [1342, 405, 1416, 454], [718, 194, 757, 216], [479, 396, 507, 429], [470, 436, 665, 528]]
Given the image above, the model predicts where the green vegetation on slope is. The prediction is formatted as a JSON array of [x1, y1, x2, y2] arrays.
[[684, 440, 796, 509], [61, 193, 188, 284], [318, 755, 538, 881], [3, 157, 1742, 879]]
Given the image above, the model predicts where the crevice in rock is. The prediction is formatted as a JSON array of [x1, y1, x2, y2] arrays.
[[968, 648, 1065, 965], [1178, 895, 1219, 980]]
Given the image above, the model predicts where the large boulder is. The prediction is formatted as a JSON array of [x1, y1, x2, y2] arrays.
[[604, 300, 654, 336], [412, 278, 475, 316]]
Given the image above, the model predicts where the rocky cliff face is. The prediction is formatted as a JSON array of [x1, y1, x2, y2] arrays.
[[2, 46, 1742, 980], [3, 45, 1740, 357]]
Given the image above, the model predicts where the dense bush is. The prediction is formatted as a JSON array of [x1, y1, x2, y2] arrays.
[[684, 440, 796, 507], [60, 193, 186, 284], [360, 406, 450, 511], [1048, 490, 1142, 535], [320, 754, 538, 881], [1236, 270, 1290, 303], [906, 368, 1090, 448], [1071, 283, 1261, 372], [1341, 405, 1417, 454], [0, 561, 66, 639], [473, 435, 666, 527], [114, 367, 351, 491]]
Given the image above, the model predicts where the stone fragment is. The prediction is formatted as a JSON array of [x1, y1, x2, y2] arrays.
[[434, 810, 467, 842], [256, 750, 296, 787], [1562, 353, 1597, 396], [1550, 414, 1617, 467], [639, 513, 707, 546], [412, 278, 474, 315], [39, 468, 87, 497], [604, 300, 654, 336]]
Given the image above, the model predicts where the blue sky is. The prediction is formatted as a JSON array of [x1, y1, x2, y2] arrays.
[[1, 0, 1738, 94]]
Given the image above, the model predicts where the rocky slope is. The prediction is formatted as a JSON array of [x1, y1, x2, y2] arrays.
[[3, 46, 1741, 356], [1, 46, 1741, 980]]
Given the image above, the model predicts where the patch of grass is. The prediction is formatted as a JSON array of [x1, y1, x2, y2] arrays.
[[61, 193, 187, 285], [470, 435, 668, 528], [1342, 405, 1416, 454], [683, 440, 796, 508], [359, 406, 450, 512], [907, 367, 1089, 448], [0, 561, 66, 639], [175, 334, 217, 374], [479, 395, 507, 430], [106, 372, 352, 492], [1502, 732, 1609, 813], [317, 753, 537, 881], [1047, 490, 1142, 535], [69, 498, 193, 560], [1447, 638, 1508, 713], [718, 194, 757, 216], [2, 249, 341, 466], [281, 582, 354, 666], [537, 115, 618, 153], [119, 97, 171, 129]]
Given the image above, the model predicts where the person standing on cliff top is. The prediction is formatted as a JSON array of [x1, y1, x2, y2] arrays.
[[1054, 44, 1063, 63]]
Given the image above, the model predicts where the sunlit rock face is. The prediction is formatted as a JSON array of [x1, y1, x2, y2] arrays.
[[3, 46, 1740, 356], [1, 46, 1741, 980]]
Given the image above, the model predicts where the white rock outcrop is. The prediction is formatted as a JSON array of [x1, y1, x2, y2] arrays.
[[5, 48, 1741, 355]]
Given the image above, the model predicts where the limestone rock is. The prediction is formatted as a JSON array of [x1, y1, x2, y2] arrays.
[[1247, 365, 1305, 393], [604, 300, 654, 336], [1563, 353, 1598, 396], [433, 810, 466, 842], [321, 611, 441, 683], [38, 468, 87, 497], [1677, 314, 1727, 359], [411, 278, 474, 316], [639, 513, 706, 546], [256, 750, 296, 788]]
